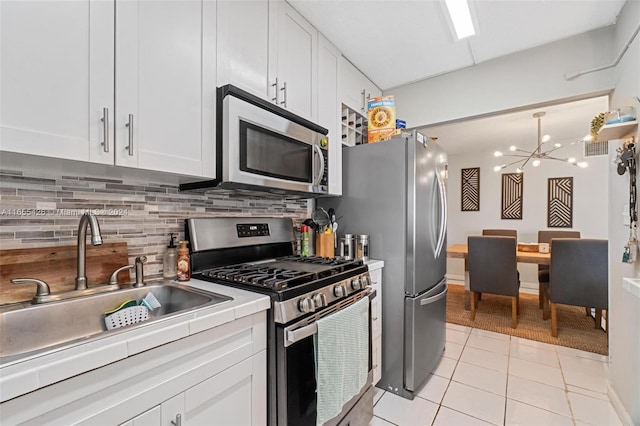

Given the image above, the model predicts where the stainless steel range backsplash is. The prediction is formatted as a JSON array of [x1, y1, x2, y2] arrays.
[[0, 169, 308, 279]]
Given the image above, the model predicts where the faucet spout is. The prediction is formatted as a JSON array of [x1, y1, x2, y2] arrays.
[[76, 213, 103, 290]]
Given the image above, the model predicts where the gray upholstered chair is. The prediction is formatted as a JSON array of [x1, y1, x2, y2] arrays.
[[468, 236, 521, 328], [541, 239, 608, 337], [537, 230, 581, 308], [482, 229, 518, 239]]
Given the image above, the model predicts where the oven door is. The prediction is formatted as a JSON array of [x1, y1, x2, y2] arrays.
[[223, 93, 328, 195], [276, 290, 375, 426]]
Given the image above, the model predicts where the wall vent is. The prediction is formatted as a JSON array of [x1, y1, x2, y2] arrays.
[[584, 141, 609, 157]]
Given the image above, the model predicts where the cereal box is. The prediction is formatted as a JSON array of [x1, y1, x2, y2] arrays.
[[367, 96, 396, 143]]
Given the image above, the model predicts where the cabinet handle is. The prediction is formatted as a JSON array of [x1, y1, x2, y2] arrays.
[[361, 89, 366, 112], [171, 414, 182, 426], [101, 107, 110, 153], [280, 81, 287, 108], [125, 113, 134, 156], [272, 77, 279, 103]]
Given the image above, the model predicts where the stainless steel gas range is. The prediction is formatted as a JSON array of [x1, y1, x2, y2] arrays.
[[186, 217, 375, 426]]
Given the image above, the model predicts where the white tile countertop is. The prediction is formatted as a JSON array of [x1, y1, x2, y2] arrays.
[[0, 279, 270, 403], [622, 277, 640, 299], [366, 259, 385, 271]]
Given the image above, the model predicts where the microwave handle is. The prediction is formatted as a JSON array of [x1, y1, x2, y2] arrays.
[[313, 144, 325, 186]]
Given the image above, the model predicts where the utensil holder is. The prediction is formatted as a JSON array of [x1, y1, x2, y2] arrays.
[[315, 233, 335, 258]]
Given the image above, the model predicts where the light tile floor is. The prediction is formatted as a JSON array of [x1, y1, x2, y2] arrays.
[[371, 323, 621, 426]]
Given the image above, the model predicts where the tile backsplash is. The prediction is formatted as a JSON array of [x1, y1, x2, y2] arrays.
[[0, 169, 308, 280]]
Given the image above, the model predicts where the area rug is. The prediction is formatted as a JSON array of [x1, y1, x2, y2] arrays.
[[446, 284, 608, 355]]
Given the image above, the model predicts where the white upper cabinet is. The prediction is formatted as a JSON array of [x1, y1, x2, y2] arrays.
[[1, 0, 215, 178], [317, 35, 341, 196], [271, 0, 318, 121], [338, 56, 382, 114], [114, 0, 216, 177], [0, 0, 114, 164], [217, 1, 270, 100], [217, 1, 318, 121]]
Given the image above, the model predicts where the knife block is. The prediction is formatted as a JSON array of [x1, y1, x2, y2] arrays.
[[315, 233, 335, 258]]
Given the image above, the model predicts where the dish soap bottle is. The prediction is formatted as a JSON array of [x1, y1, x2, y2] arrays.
[[177, 240, 191, 282], [162, 233, 177, 280]]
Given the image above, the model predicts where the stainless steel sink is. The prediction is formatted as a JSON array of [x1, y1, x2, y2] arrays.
[[0, 284, 232, 362]]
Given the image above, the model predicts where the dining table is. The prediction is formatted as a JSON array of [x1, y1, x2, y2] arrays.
[[446, 243, 551, 310]]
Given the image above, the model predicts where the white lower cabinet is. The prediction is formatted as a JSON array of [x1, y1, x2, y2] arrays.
[[369, 264, 383, 385], [122, 406, 162, 426], [0, 313, 267, 426], [122, 351, 266, 426]]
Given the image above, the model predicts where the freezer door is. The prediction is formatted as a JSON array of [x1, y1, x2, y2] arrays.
[[404, 279, 447, 392], [406, 137, 448, 295]]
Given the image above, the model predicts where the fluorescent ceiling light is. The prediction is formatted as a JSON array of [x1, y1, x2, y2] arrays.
[[445, 0, 475, 39]]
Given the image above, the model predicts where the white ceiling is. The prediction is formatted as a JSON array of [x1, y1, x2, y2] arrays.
[[289, 0, 626, 90], [415, 95, 610, 155]]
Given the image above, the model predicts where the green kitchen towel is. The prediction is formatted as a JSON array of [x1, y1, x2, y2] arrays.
[[314, 296, 369, 426]]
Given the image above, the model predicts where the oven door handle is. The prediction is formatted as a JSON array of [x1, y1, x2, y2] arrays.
[[285, 289, 376, 347], [287, 323, 318, 346]]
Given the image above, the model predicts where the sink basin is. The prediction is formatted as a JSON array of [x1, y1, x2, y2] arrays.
[[0, 284, 232, 362]]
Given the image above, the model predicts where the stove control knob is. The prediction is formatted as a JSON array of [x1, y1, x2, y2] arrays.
[[298, 297, 315, 313], [360, 275, 370, 287], [333, 285, 347, 298], [313, 293, 327, 308], [351, 277, 362, 290]]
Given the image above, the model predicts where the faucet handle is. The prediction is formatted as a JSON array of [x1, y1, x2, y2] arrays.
[[134, 256, 147, 287], [108, 265, 134, 286], [11, 278, 51, 304]]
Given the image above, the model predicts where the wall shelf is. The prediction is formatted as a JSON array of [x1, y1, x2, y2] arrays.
[[596, 120, 637, 142]]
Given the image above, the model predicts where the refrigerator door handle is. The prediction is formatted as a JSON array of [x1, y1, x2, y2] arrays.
[[420, 286, 447, 305], [434, 174, 447, 258]]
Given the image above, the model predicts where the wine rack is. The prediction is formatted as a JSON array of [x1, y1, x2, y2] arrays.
[[341, 104, 367, 146]]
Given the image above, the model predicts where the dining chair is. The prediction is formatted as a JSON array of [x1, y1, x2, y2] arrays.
[[482, 229, 518, 239], [541, 239, 608, 337], [537, 230, 581, 308], [468, 236, 521, 328]]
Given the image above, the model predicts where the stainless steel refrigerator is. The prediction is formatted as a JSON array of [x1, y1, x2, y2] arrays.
[[319, 130, 448, 400]]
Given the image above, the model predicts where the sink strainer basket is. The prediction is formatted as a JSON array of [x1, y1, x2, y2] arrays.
[[104, 306, 149, 330]]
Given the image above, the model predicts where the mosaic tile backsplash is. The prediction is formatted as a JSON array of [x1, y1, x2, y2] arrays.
[[0, 169, 309, 282]]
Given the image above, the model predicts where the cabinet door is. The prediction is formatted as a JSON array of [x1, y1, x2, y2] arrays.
[[338, 56, 382, 114], [161, 394, 185, 426], [115, 0, 215, 178], [120, 405, 162, 426], [338, 56, 364, 113], [183, 351, 266, 425], [271, 0, 317, 121], [0, 0, 114, 164], [317, 35, 342, 196], [373, 335, 382, 385], [217, 1, 270, 101]]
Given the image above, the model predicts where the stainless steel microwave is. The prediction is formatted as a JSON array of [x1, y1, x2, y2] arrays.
[[180, 85, 329, 196]]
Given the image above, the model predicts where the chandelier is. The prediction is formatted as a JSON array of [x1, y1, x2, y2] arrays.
[[493, 112, 589, 173]]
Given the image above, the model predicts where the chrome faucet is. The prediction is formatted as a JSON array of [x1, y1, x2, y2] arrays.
[[75, 213, 103, 290]]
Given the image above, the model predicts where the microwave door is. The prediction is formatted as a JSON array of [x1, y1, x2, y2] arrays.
[[224, 94, 324, 194]]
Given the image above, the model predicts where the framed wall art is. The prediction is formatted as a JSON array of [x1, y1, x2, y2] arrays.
[[548, 177, 573, 228], [461, 167, 480, 211], [501, 173, 523, 220]]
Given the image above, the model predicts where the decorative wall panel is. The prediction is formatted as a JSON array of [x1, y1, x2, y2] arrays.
[[501, 173, 523, 220], [461, 167, 480, 211], [548, 177, 573, 228]]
